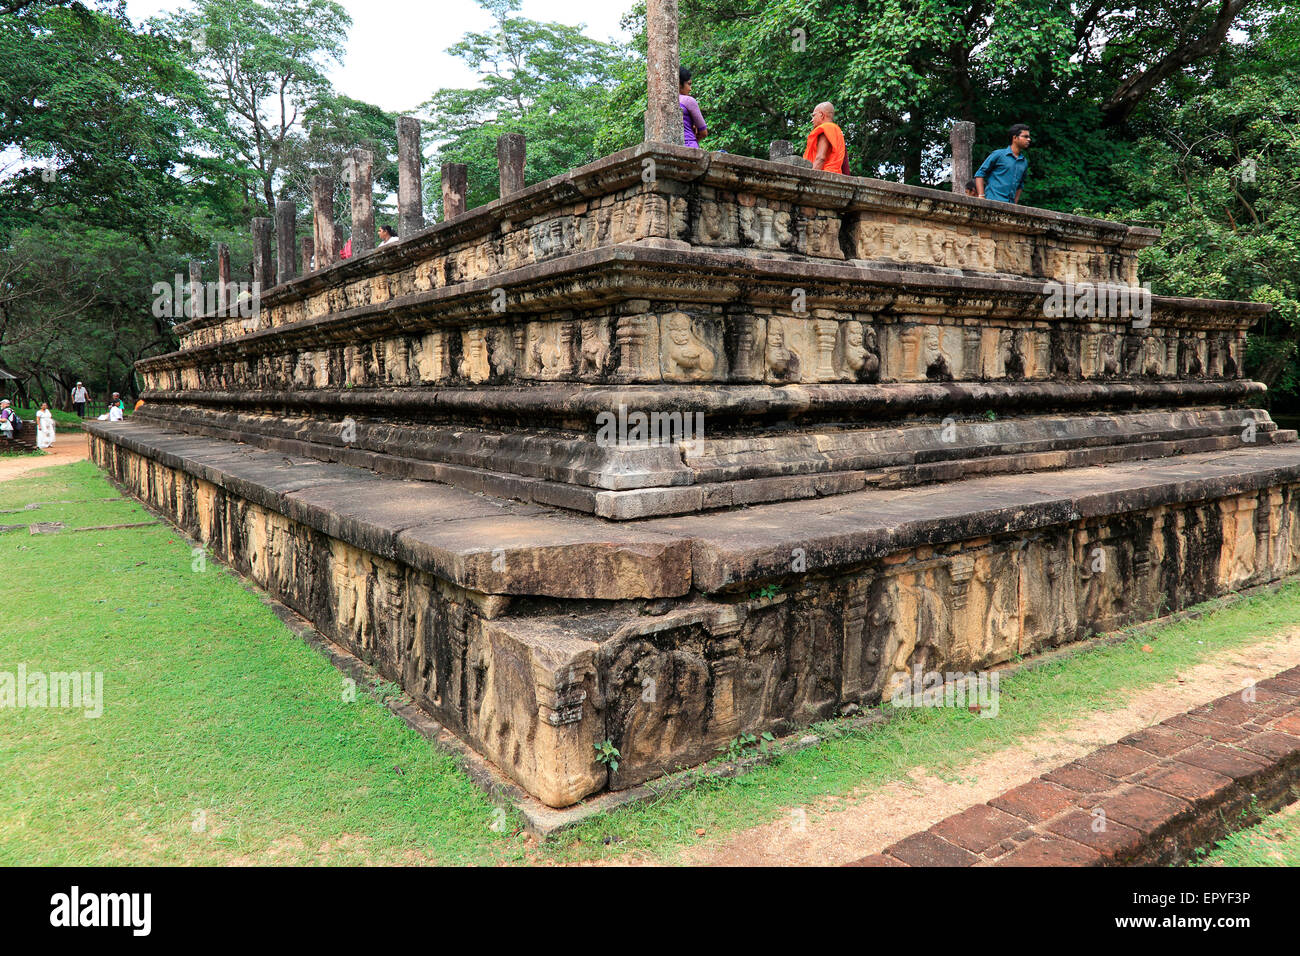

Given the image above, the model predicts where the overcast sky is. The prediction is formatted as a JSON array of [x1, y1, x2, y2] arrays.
[[124, 0, 639, 114]]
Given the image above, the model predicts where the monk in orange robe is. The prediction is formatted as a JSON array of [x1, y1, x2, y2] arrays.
[[804, 102, 846, 174]]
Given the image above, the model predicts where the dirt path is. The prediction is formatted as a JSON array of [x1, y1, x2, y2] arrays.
[[656, 627, 1300, 867], [0, 431, 90, 481]]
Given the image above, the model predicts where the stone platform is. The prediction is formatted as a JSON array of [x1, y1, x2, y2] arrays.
[[90, 142, 1300, 807], [90, 418, 1300, 806]]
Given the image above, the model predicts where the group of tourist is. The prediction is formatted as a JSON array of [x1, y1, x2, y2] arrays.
[[678, 68, 1031, 203], [0, 399, 57, 449]]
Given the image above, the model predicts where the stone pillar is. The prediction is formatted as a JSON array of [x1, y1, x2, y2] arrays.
[[442, 162, 468, 220], [275, 200, 296, 285], [334, 223, 346, 260], [346, 148, 375, 254], [300, 236, 314, 275], [311, 175, 336, 270], [497, 133, 526, 197], [251, 217, 274, 290], [644, 0, 683, 145], [187, 260, 203, 319], [397, 116, 424, 237], [216, 243, 231, 316], [950, 121, 975, 194], [769, 140, 812, 168], [769, 140, 795, 161]]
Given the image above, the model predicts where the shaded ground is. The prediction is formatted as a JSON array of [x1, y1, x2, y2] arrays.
[[0, 432, 89, 480]]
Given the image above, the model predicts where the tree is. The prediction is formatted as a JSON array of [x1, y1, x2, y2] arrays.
[[422, 0, 631, 215], [1115, 7, 1300, 400], [157, 0, 351, 216], [0, 0, 220, 244], [595, 0, 1272, 207]]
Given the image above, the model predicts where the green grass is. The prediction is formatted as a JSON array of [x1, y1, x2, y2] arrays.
[[1196, 802, 1300, 866], [4, 460, 1300, 865]]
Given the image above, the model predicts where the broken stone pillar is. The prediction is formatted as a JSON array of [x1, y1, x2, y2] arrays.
[[251, 217, 274, 291], [300, 236, 314, 275], [497, 133, 526, 197], [769, 140, 812, 168], [769, 140, 795, 161], [950, 121, 975, 194], [644, 0, 684, 145], [312, 175, 336, 270], [397, 116, 424, 237], [347, 148, 375, 254], [442, 162, 468, 220], [187, 260, 203, 319], [216, 243, 231, 315], [275, 200, 297, 285]]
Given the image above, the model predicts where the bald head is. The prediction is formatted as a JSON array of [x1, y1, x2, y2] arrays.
[[814, 102, 835, 123]]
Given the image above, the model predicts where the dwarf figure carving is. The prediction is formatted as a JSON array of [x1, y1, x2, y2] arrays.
[[580, 319, 609, 375], [842, 320, 880, 381], [664, 312, 716, 379], [924, 327, 951, 381], [766, 318, 800, 381]]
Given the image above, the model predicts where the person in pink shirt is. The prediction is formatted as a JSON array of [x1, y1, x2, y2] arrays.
[[680, 66, 707, 148]]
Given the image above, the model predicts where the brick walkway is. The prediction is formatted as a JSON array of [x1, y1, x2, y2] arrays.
[[847, 665, 1300, 867]]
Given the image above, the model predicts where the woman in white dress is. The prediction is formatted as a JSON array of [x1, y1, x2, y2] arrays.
[[36, 402, 55, 449]]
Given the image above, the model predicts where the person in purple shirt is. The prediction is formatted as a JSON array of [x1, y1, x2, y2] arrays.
[[680, 66, 707, 148]]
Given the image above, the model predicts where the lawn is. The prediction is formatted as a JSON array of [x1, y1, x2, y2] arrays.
[[4, 460, 1300, 865], [1197, 802, 1300, 866]]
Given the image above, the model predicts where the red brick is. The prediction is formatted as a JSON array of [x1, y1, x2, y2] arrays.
[[1273, 713, 1300, 736], [1235, 730, 1300, 762], [1257, 675, 1300, 696], [930, 804, 1028, 853], [844, 853, 908, 867], [981, 837, 1020, 860], [1044, 809, 1144, 863], [1277, 665, 1300, 683], [1249, 686, 1299, 705], [1162, 713, 1252, 743], [1077, 743, 1159, 778], [1190, 696, 1263, 725], [1097, 785, 1192, 833], [1139, 761, 1236, 805], [1170, 743, 1269, 784], [989, 779, 1078, 823], [993, 835, 1101, 867], [885, 831, 978, 867], [1119, 725, 1196, 757], [1043, 761, 1120, 795]]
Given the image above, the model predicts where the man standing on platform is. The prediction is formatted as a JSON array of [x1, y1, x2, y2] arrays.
[[975, 124, 1031, 203], [804, 102, 846, 174]]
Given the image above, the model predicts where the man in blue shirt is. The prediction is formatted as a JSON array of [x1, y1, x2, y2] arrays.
[[975, 124, 1031, 203]]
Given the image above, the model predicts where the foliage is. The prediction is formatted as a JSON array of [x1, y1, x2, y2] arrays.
[[0, 0, 219, 243], [422, 0, 632, 216], [597, 0, 1274, 209], [1114, 9, 1300, 401], [155, 0, 351, 215], [594, 739, 621, 773]]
